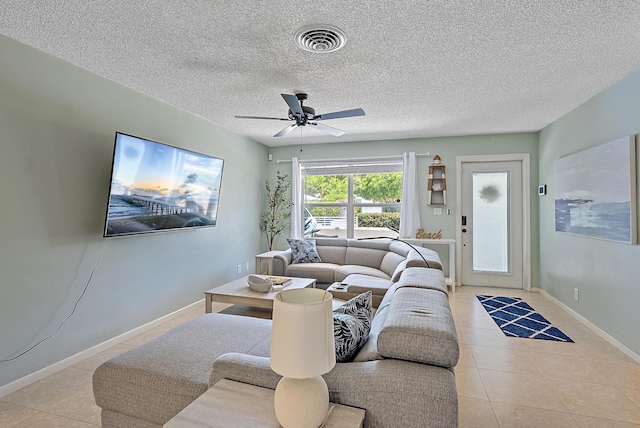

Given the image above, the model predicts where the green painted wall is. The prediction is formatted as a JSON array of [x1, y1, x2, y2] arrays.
[[539, 69, 640, 355], [267, 134, 539, 285], [0, 35, 267, 388], [10, 20, 638, 390]]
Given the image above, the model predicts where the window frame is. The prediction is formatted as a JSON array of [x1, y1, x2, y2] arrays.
[[300, 159, 403, 239]]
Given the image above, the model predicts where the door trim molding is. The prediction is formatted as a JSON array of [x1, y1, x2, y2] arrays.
[[456, 154, 531, 291]]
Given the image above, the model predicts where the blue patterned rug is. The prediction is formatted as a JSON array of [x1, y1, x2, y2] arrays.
[[477, 295, 573, 342]]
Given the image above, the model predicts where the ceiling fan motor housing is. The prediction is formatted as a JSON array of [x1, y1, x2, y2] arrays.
[[288, 105, 316, 123]]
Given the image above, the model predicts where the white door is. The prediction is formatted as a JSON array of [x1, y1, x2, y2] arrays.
[[458, 158, 527, 289]]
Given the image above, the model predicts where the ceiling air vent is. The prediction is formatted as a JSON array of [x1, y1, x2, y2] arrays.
[[295, 25, 346, 53]]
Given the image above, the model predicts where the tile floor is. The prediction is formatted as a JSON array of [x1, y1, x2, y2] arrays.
[[451, 286, 640, 428], [1, 287, 639, 427]]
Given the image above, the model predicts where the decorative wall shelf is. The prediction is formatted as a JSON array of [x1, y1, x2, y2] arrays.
[[427, 155, 446, 205]]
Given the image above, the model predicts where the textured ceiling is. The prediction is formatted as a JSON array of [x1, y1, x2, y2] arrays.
[[2, 1, 640, 147]]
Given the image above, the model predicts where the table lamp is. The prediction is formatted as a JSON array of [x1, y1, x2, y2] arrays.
[[270, 288, 336, 428]]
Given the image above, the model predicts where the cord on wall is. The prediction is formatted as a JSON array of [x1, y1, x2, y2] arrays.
[[0, 239, 110, 363]]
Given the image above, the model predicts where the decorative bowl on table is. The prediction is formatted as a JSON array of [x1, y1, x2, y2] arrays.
[[247, 275, 273, 293]]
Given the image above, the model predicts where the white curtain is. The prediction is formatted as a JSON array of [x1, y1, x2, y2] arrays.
[[290, 157, 303, 239], [399, 152, 420, 238]]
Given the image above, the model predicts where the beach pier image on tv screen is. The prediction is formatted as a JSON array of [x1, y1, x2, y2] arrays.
[[103, 132, 224, 237]]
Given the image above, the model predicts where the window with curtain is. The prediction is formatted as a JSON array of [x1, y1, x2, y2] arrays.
[[300, 159, 402, 239]]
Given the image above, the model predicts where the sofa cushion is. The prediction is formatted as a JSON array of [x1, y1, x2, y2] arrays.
[[344, 246, 388, 269], [93, 314, 273, 426], [396, 267, 448, 294], [347, 238, 390, 251], [333, 291, 373, 362], [316, 245, 348, 265], [287, 239, 322, 263], [390, 260, 408, 282], [353, 303, 389, 362], [388, 241, 443, 270], [334, 265, 390, 282], [377, 281, 403, 311], [390, 248, 442, 282], [377, 287, 459, 368], [388, 240, 412, 257], [380, 251, 406, 277], [313, 237, 347, 265], [411, 248, 444, 270], [315, 237, 348, 247], [405, 250, 428, 268], [341, 274, 393, 296], [285, 262, 340, 284]]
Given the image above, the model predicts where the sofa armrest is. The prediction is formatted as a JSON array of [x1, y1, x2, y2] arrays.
[[323, 360, 458, 428], [210, 355, 457, 428], [271, 250, 292, 276], [414, 248, 443, 270], [210, 353, 281, 390], [210, 355, 456, 406]]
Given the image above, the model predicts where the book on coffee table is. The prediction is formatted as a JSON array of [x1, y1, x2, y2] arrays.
[[264, 276, 292, 287]]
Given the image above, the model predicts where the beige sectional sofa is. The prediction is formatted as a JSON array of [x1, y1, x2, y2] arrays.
[[272, 237, 445, 306], [271, 237, 443, 287], [93, 267, 459, 428]]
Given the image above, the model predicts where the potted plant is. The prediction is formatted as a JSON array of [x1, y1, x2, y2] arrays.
[[260, 171, 293, 251]]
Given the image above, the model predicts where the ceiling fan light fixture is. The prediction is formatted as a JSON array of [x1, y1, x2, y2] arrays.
[[295, 24, 346, 53]]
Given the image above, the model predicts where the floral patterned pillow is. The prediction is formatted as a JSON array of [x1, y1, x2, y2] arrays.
[[287, 239, 322, 264], [333, 291, 373, 362]]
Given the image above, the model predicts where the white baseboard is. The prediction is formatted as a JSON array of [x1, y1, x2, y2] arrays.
[[0, 299, 204, 398], [534, 288, 640, 363]]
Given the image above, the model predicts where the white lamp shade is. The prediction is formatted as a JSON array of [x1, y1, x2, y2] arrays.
[[270, 288, 336, 379]]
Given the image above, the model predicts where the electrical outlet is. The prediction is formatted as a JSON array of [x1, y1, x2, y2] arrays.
[[434, 207, 443, 215], [237, 264, 242, 274], [574, 288, 579, 300]]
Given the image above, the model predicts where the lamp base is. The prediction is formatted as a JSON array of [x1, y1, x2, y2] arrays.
[[274, 376, 329, 428]]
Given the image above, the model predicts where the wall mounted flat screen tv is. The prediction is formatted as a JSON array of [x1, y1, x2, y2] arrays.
[[104, 132, 224, 237]]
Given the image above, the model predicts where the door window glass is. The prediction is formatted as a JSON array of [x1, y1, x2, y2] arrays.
[[472, 171, 509, 273]]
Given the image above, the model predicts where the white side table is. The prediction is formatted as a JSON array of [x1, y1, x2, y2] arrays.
[[254, 250, 282, 275], [164, 379, 365, 427]]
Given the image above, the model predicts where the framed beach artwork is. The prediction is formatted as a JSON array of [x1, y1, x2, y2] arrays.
[[554, 135, 637, 244]]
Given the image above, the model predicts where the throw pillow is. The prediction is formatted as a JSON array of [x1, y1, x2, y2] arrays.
[[287, 239, 322, 264], [334, 291, 373, 347], [333, 291, 373, 362], [333, 312, 366, 362]]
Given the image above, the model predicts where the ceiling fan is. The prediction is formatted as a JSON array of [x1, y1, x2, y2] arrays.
[[235, 93, 365, 137]]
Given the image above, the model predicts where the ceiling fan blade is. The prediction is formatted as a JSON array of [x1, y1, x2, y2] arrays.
[[274, 123, 299, 137], [234, 115, 291, 121], [308, 122, 345, 137], [281, 94, 303, 117], [314, 108, 365, 121]]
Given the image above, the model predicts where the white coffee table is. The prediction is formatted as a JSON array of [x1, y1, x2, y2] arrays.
[[204, 275, 316, 313]]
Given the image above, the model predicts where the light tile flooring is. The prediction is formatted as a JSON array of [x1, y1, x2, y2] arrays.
[[1, 287, 639, 427], [451, 286, 640, 428]]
